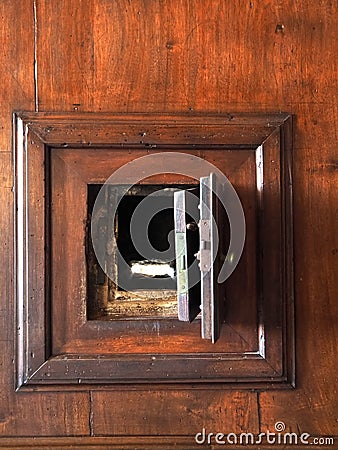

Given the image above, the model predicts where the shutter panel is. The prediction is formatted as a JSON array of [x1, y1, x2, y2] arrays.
[[174, 187, 200, 322], [175, 174, 226, 342], [200, 173, 223, 343]]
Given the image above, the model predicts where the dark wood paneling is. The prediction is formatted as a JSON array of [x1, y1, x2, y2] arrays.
[[259, 390, 337, 437], [0, 392, 90, 437], [36, 0, 337, 112], [36, 0, 95, 111], [91, 390, 259, 436], [15, 113, 292, 389], [0, 0, 91, 438], [0, 0, 34, 360], [0, 0, 35, 150], [0, 0, 336, 445], [259, 142, 337, 435]]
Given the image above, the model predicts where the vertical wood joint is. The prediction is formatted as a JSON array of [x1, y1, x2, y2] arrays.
[[89, 391, 94, 437], [33, 0, 39, 112], [257, 392, 262, 434]]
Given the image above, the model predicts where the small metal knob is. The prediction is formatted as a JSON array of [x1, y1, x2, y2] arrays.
[[186, 222, 198, 231]]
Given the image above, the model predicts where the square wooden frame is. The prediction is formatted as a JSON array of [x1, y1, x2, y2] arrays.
[[14, 112, 294, 390]]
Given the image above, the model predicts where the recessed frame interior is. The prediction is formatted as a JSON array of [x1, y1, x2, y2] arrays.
[[86, 183, 197, 320], [15, 112, 294, 388]]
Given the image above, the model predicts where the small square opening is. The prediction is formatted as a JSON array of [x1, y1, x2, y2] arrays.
[[86, 183, 197, 320]]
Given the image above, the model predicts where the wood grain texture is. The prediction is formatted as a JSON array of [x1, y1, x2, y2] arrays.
[[14, 114, 292, 389], [258, 143, 338, 435], [36, 0, 337, 112], [0, 184, 12, 344], [0, 436, 336, 450], [0, 0, 35, 150], [91, 390, 259, 436], [0, 0, 337, 445], [0, 0, 91, 439], [36, 0, 95, 111], [0, 392, 90, 437]]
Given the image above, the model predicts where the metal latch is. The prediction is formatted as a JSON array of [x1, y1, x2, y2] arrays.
[[197, 220, 211, 272]]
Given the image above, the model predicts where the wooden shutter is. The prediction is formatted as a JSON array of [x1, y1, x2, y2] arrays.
[[174, 173, 225, 342]]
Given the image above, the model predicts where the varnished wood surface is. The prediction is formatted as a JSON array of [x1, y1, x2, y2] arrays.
[[0, 437, 336, 450], [15, 114, 292, 388], [0, 0, 337, 445], [91, 390, 259, 435], [0, 0, 90, 440]]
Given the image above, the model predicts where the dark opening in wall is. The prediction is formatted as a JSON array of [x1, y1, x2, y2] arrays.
[[86, 183, 198, 320]]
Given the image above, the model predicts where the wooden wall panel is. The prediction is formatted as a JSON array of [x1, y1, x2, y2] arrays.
[[0, 0, 90, 438], [0, 0, 35, 396], [0, 0, 35, 150], [259, 145, 337, 435], [0, 0, 336, 445], [36, 0, 337, 112], [0, 391, 90, 437], [36, 0, 95, 111], [91, 391, 259, 436]]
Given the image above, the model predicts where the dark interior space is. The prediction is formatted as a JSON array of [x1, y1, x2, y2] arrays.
[[86, 183, 199, 319]]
